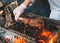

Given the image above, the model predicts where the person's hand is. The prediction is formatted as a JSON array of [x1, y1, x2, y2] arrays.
[[13, 4, 27, 21]]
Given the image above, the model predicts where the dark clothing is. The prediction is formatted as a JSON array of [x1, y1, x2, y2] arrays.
[[24, 0, 50, 17]]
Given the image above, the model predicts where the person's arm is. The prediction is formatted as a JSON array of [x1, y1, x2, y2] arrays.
[[23, 0, 31, 6], [13, 0, 31, 21], [23, 0, 35, 6]]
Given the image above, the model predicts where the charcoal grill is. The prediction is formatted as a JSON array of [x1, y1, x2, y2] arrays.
[[0, 15, 60, 43]]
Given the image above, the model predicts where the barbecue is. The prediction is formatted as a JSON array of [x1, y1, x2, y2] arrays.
[[0, 14, 60, 43]]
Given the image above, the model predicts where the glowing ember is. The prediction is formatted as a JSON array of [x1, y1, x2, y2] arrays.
[[38, 29, 58, 43], [41, 30, 51, 38], [14, 36, 26, 43], [38, 40, 45, 43]]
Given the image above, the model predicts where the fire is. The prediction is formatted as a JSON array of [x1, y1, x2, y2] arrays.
[[38, 29, 58, 43], [41, 30, 51, 38], [14, 36, 26, 43], [49, 39, 54, 43], [48, 33, 57, 43]]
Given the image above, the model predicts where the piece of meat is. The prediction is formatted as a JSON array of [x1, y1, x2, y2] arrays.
[[20, 17, 45, 29]]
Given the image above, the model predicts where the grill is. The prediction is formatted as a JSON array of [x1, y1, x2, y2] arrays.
[[0, 14, 60, 43]]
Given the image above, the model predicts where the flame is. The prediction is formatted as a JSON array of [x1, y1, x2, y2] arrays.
[[49, 39, 53, 43], [48, 33, 57, 43], [14, 36, 26, 43], [38, 30, 58, 43], [41, 30, 51, 38]]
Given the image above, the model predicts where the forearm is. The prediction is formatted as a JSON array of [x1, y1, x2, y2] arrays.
[[22, 0, 31, 6]]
